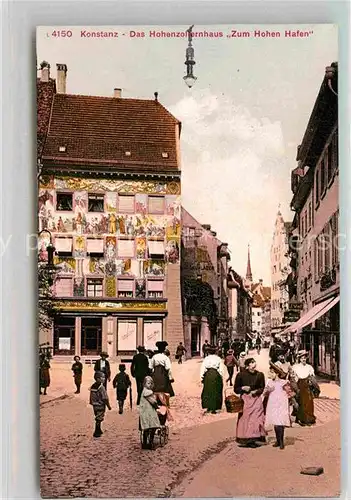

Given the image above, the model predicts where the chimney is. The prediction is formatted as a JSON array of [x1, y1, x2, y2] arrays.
[[202, 224, 211, 231], [40, 61, 50, 82], [114, 88, 122, 98], [56, 63, 67, 94], [154, 92, 159, 102]]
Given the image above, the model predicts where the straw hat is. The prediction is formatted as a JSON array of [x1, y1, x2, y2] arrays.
[[269, 361, 287, 378], [297, 349, 308, 358]]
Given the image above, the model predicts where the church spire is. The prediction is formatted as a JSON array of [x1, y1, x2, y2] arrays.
[[246, 244, 253, 282]]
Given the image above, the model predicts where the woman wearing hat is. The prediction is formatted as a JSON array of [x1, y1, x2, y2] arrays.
[[150, 341, 175, 409], [263, 362, 292, 450], [292, 350, 317, 426]]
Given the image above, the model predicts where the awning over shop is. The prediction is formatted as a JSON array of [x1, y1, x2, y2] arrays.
[[283, 295, 340, 334]]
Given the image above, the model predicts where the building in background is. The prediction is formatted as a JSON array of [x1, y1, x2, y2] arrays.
[[251, 279, 271, 337], [227, 268, 253, 341], [181, 208, 229, 355], [37, 62, 183, 359], [261, 301, 272, 340], [270, 210, 291, 336], [284, 62, 339, 380]]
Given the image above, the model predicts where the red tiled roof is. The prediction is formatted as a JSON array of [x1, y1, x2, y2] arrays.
[[42, 94, 181, 171], [37, 78, 56, 158]]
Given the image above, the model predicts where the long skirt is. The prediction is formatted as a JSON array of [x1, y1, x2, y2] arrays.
[[152, 365, 175, 397], [236, 394, 266, 444], [40, 367, 50, 388], [296, 378, 316, 425], [201, 368, 223, 411]]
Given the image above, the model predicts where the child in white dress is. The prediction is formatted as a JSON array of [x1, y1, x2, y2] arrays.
[[263, 362, 292, 450]]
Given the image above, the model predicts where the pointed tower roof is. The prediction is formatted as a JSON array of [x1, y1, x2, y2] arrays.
[[246, 244, 253, 282]]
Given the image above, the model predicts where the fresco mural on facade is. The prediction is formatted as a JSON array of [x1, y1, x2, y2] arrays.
[[105, 276, 116, 297], [143, 260, 165, 276], [105, 236, 117, 260], [107, 213, 118, 234], [89, 257, 105, 274], [38, 232, 51, 262], [106, 192, 117, 212], [54, 257, 76, 274], [165, 239, 180, 264], [136, 237, 147, 259], [131, 259, 140, 277], [73, 277, 85, 297], [53, 177, 180, 195], [39, 175, 55, 189], [39, 190, 55, 231], [135, 194, 147, 215], [116, 258, 132, 276], [105, 260, 117, 276], [165, 195, 181, 218], [84, 214, 108, 235], [116, 215, 127, 235], [166, 216, 181, 239], [135, 278, 146, 298], [74, 192, 88, 213], [74, 236, 86, 257]]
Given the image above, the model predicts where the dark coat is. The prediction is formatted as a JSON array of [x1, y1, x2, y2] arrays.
[[71, 361, 83, 384], [94, 359, 111, 380], [131, 353, 149, 380]]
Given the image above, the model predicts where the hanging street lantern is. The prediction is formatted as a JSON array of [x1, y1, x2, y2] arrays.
[[183, 25, 197, 88]]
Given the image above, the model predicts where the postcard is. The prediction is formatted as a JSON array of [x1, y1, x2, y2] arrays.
[[37, 24, 339, 498]]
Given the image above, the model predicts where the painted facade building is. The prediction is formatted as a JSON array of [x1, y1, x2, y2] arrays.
[[37, 63, 183, 359], [270, 211, 291, 334], [181, 208, 229, 354], [286, 62, 339, 379], [227, 268, 253, 340], [261, 301, 272, 339]]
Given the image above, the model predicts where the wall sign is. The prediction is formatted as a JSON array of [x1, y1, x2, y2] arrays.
[[117, 320, 137, 351], [58, 337, 71, 350]]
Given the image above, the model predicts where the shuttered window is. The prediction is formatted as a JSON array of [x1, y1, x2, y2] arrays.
[[117, 239, 134, 258], [117, 279, 134, 298], [55, 237, 73, 255], [148, 196, 165, 214], [55, 277, 72, 297], [118, 195, 135, 213], [147, 279, 164, 298]]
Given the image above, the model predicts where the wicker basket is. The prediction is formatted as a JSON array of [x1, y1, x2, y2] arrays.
[[224, 388, 244, 413]]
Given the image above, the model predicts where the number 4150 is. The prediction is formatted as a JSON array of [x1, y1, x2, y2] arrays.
[[52, 30, 73, 38]]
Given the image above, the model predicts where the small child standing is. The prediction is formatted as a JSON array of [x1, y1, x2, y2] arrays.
[[89, 371, 111, 438], [263, 362, 292, 450], [139, 376, 162, 450], [112, 364, 131, 414], [71, 355, 83, 394]]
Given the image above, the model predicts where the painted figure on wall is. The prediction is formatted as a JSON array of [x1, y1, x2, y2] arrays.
[[125, 216, 135, 237], [74, 192, 88, 212], [105, 237, 116, 260], [74, 236, 86, 257], [54, 257, 76, 274], [166, 217, 181, 239], [39, 190, 54, 211], [165, 240, 179, 264], [57, 216, 65, 232], [143, 260, 165, 276], [89, 258, 105, 274], [106, 192, 117, 212], [73, 278, 85, 297], [117, 216, 126, 235], [108, 213, 117, 234], [116, 259, 132, 276], [105, 260, 117, 276], [135, 194, 147, 215], [136, 237, 146, 260]]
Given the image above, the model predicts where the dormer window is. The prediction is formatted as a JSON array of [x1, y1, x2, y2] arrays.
[[125, 151, 131, 157], [59, 146, 67, 152], [162, 152, 169, 158]]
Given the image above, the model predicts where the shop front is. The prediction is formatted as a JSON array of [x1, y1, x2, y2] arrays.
[[52, 299, 167, 358]]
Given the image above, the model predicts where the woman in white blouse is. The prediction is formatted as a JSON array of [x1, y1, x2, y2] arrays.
[[200, 346, 224, 414], [151, 341, 175, 408], [292, 350, 317, 426]]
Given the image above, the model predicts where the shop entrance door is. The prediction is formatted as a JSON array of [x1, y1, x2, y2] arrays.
[[191, 324, 200, 356], [81, 317, 102, 355]]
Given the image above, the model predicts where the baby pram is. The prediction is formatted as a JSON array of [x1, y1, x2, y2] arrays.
[[139, 405, 169, 448]]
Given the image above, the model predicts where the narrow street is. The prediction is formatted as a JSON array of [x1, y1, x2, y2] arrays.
[[40, 349, 340, 498]]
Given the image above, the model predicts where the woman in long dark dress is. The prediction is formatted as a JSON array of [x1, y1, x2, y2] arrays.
[[151, 341, 175, 412], [234, 357, 266, 448], [200, 346, 224, 414], [40, 357, 51, 395], [292, 350, 317, 426]]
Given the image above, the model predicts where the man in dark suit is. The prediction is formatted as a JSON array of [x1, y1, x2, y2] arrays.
[[94, 352, 111, 389], [131, 346, 150, 405]]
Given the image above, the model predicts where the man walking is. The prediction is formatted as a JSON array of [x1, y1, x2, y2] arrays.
[[202, 339, 210, 358], [131, 345, 150, 405], [175, 342, 187, 364], [94, 352, 111, 389]]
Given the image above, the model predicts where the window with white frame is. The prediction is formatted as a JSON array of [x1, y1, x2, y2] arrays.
[[87, 278, 103, 297]]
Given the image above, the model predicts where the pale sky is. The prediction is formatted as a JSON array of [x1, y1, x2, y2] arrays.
[[37, 24, 338, 283]]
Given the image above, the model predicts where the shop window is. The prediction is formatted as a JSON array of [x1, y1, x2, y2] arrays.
[[56, 192, 73, 211], [88, 194, 104, 212], [55, 277, 73, 297], [117, 320, 137, 352], [87, 278, 103, 297], [54, 316, 75, 355], [143, 320, 163, 350], [118, 195, 135, 213], [148, 196, 165, 214], [117, 279, 134, 298]]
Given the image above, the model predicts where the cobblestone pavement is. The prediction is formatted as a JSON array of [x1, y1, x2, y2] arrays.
[[40, 350, 340, 498]]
